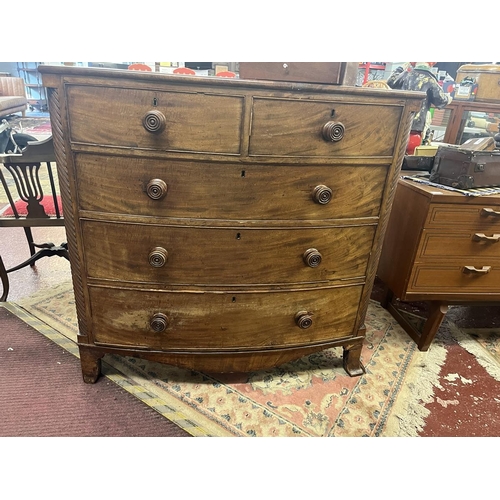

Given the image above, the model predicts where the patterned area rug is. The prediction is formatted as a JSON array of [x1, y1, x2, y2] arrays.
[[9, 280, 458, 437]]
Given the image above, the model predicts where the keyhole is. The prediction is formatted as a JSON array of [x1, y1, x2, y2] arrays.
[[241, 170, 246, 177], [153, 97, 158, 106], [232, 296, 236, 302], [331, 109, 336, 117], [236, 233, 241, 240]]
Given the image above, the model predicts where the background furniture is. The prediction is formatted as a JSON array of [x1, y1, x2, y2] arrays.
[[0, 136, 67, 301], [429, 100, 500, 145], [238, 62, 358, 85], [40, 65, 422, 383], [16, 62, 47, 112], [0, 77, 28, 118], [377, 178, 500, 350]]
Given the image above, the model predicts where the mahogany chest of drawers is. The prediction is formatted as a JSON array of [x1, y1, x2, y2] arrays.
[[378, 178, 500, 350], [39, 65, 422, 383]]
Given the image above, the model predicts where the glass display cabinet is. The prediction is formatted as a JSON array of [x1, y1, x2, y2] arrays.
[[429, 100, 500, 146]]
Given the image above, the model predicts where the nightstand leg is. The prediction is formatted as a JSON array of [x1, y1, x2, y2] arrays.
[[79, 346, 103, 384], [418, 301, 449, 351]]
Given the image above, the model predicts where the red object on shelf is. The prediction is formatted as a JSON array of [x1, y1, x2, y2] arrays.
[[406, 131, 422, 155]]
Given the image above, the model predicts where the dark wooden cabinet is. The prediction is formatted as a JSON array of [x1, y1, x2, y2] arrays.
[[40, 65, 422, 383]]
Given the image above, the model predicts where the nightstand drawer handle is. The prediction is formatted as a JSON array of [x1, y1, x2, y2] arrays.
[[322, 121, 345, 142], [146, 179, 168, 200], [150, 313, 169, 332], [462, 266, 491, 275], [303, 248, 322, 267], [472, 233, 500, 243], [149, 247, 168, 267], [143, 110, 166, 133], [313, 185, 333, 204], [295, 311, 313, 329], [480, 208, 500, 218]]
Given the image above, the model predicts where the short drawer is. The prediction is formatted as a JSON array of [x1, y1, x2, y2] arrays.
[[408, 262, 500, 294], [75, 154, 387, 221], [66, 85, 244, 154], [88, 284, 363, 349], [426, 204, 500, 231], [248, 97, 402, 157], [417, 230, 500, 260], [81, 220, 376, 285]]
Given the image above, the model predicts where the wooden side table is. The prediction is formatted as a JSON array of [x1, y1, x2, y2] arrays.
[[377, 177, 500, 350]]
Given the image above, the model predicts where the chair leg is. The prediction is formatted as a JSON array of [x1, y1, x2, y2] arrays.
[[0, 255, 9, 302], [23, 227, 36, 265]]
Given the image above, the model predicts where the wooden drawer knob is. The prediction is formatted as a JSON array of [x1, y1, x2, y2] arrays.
[[322, 121, 345, 142], [313, 185, 333, 204], [303, 248, 322, 267], [150, 313, 169, 332], [143, 110, 166, 133], [295, 311, 313, 329], [149, 247, 168, 267], [146, 179, 168, 200]]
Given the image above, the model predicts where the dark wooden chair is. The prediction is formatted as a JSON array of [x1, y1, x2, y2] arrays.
[[0, 136, 68, 301]]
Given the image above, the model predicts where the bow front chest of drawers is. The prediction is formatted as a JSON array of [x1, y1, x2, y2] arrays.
[[39, 65, 422, 383]]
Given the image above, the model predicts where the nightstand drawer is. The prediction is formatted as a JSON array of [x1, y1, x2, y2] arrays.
[[89, 284, 363, 349], [418, 230, 500, 260], [82, 220, 376, 285], [66, 85, 244, 154], [248, 97, 402, 157], [426, 204, 500, 230], [75, 154, 388, 220], [409, 263, 500, 293]]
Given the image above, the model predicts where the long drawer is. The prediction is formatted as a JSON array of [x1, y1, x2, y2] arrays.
[[88, 284, 363, 349], [248, 97, 402, 157], [81, 220, 376, 285], [75, 154, 388, 220], [66, 85, 244, 154]]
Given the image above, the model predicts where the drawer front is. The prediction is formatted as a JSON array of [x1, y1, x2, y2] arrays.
[[248, 97, 402, 157], [75, 154, 388, 220], [418, 230, 500, 260], [89, 284, 363, 349], [82, 221, 376, 285], [408, 263, 500, 293], [426, 204, 500, 230], [66, 85, 244, 154], [239, 62, 345, 84]]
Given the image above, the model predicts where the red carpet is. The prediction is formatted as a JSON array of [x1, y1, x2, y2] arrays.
[[0, 195, 63, 217], [0, 306, 190, 436]]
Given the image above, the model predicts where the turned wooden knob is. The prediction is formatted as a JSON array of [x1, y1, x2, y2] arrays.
[[313, 185, 333, 205], [148, 247, 168, 267], [150, 313, 169, 332], [143, 110, 166, 133], [295, 311, 313, 329], [322, 121, 345, 142], [146, 179, 168, 200], [303, 248, 322, 267]]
